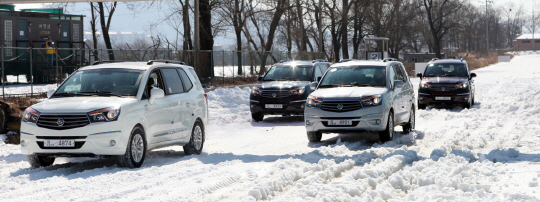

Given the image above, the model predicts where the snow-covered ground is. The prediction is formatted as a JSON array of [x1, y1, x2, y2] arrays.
[[0, 84, 57, 95], [214, 65, 259, 78], [1, 55, 540, 201]]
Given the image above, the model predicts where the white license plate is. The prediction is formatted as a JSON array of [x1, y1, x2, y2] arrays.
[[435, 97, 451, 101], [265, 104, 283, 109], [328, 120, 353, 125], [43, 140, 75, 147]]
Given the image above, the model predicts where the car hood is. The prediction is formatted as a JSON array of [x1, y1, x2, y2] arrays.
[[30, 97, 137, 113], [256, 81, 311, 89], [422, 77, 468, 84], [310, 87, 388, 99]]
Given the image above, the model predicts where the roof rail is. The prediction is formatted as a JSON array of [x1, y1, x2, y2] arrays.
[[338, 59, 353, 63], [279, 60, 288, 63], [431, 58, 439, 61], [382, 58, 398, 62], [92, 60, 125, 65], [147, 60, 185, 65], [312, 59, 328, 63]]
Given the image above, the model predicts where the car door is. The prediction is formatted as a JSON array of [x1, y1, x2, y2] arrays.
[[398, 64, 413, 122], [143, 69, 174, 145], [389, 64, 405, 123], [160, 68, 189, 142], [176, 67, 199, 140]]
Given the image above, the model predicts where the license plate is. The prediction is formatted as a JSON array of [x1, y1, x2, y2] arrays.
[[435, 97, 451, 101], [43, 140, 75, 147], [265, 104, 283, 109], [328, 120, 353, 125]]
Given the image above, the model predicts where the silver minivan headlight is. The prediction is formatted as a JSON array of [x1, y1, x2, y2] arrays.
[[361, 95, 382, 106]]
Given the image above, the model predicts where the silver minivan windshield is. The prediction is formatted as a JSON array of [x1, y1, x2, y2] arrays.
[[54, 68, 144, 97], [319, 66, 386, 88]]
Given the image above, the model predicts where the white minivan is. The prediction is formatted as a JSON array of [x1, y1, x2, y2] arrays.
[[20, 60, 208, 168]]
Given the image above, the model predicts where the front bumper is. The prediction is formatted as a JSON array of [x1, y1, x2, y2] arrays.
[[418, 92, 470, 105], [249, 97, 307, 115], [304, 105, 388, 133], [20, 121, 130, 156]]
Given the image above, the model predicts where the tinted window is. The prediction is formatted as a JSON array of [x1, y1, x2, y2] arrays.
[[393, 64, 405, 81], [263, 65, 313, 81], [320, 64, 329, 72], [162, 68, 184, 94], [320, 66, 386, 87], [314, 65, 322, 81], [143, 70, 165, 100], [178, 68, 193, 91], [424, 63, 469, 77]]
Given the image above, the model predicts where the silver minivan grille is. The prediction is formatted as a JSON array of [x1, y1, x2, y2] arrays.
[[320, 100, 362, 112], [37, 114, 90, 130]]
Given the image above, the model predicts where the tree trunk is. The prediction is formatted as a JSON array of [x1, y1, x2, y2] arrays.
[[341, 0, 349, 59], [259, 0, 287, 74], [234, 0, 243, 75], [97, 2, 116, 61], [90, 2, 99, 61], [199, 0, 214, 79]]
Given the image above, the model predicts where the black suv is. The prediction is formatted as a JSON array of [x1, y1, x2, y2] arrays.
[[416, 59, 476, 109], [250, 60, 332, 122]]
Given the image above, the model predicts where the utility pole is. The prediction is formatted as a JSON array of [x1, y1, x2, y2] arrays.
[[533, 1, 536, 52], [194, 0, 200, 70], [481, 0, 493, 55]]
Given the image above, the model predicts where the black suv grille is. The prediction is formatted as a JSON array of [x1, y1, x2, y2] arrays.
[[321, 100, 362, 112], [261, 90, 290, 98], [431, 85, 456, 91], [37, 114, 90, 130]]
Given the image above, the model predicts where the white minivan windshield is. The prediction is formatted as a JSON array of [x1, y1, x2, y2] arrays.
[[54, 68, 144, 97]]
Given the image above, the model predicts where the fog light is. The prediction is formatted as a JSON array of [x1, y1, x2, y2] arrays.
[[306, 120, 311, 125], [251, 105, 255, 108], [20, 140, 25, 146], [301, 104, 305, 109], [375, 119, 381, 125], [110, 140, 116, 146]]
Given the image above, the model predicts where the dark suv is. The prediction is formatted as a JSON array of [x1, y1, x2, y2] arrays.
[[416, 59, 476, 109], [250, 60, 332, 122]]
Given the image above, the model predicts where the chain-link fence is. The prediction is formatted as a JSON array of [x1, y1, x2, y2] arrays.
[[0, 47, 325, 97]]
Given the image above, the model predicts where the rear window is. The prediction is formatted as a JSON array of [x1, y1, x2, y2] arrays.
[[178, 69, 193, 91]]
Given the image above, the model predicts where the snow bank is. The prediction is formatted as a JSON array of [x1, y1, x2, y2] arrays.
[[206, 87, 251, 125]]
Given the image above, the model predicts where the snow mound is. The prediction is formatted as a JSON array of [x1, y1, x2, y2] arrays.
[[481, 148, 520, 163], [206, 87, 251, 125]]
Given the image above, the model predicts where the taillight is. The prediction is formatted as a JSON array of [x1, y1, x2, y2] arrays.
[[204, 94, 208, 105]]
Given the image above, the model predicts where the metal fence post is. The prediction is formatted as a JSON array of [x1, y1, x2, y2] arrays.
[[56, 48, 59, 87], [232, 51, 235, 84], [79, 48, 82, 68], [30, 48, 33, 97], [222, 50, 225, 86], [1, 46, 4, 99]]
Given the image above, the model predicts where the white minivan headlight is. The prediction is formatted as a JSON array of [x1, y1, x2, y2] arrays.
[[88, 107, 120, 122], [361, 95, 382, 106], [22, 108, 40, 123], [307, 96, 322, 108]]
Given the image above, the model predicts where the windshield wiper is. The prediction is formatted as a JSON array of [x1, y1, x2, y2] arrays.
[[262, 79, 275, 81], [318, 84, 338, 88], [53, 92, 92, 97], [79, 91, 125, 97], [276, 77, 298, 81], [443, 74, 455, 77]]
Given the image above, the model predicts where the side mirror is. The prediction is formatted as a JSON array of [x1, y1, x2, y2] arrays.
[[416, 73, 422, 79], [47, 89, 56, 98], [394, 80, 404, 89], [257, 77, 263, 82], [470, 73, 477, 78], [310, 82, 318, 91], [149, 88, 165, 104], [317, 77, 322, 82]]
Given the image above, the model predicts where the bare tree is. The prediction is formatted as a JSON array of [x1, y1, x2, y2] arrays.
[[97, 2, 118, 60], [423, 0, 462, 58]]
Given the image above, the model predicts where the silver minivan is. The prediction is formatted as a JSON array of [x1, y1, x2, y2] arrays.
[[304, 59, 415, 142]]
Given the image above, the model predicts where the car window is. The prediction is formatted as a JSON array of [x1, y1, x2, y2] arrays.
[[399, 64, 409, 81], [314, 65, 322, 81], [143, 70, 165, 99], [424, 63, 469, 77], [263, 65, 313, 81], [161, 68, 185, 94], [389, 66, 396, 88], [392, 64, 405, 82], [55, 68, 144, 97], [177, 68, 193, 91], [319, 66, 386, 87], [188, 69, 203, 87], [319, 64, 329, 72]]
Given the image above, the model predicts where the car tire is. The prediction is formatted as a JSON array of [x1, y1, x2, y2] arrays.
[[251, 113, 264, 122], [116, 126, 146, 168], [307, 131, 322, 142], [471, 95, 475, 105], [379, 111, 394, 142], [27, 154, 55, 168], [402, 107, 415, 134], [418, 103, 426, 110], [464, 97, 472, 109], [183, 120, 205, 155]]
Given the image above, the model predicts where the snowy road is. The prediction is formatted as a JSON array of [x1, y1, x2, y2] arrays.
[[2, 56, 540, 201]]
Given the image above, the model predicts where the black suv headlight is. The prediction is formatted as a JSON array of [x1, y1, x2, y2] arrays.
[[252, 87, 262, 96], [420, 82, 432, 89], [88, 107, 120, 122], [22, 108, 40, 123], [307, 96, 322, 108], [290, 87, 305, 95], [361, 95, 382, 106], [455, 82, 468, 89]]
